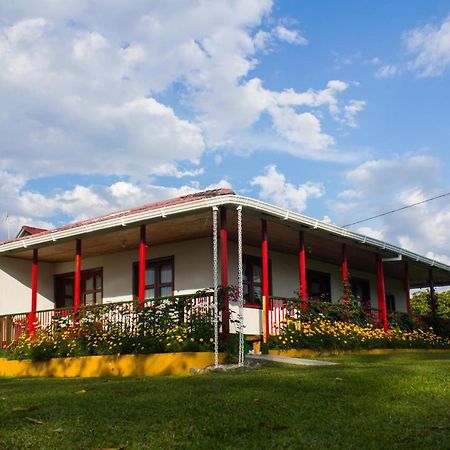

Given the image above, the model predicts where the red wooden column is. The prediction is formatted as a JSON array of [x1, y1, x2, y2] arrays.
[[220, 207, 229, 342], [342, 243, 349, 306], [376, 255, 388, 331], [138, 225, 147, 303], [74, 239, 82, 313], [404, 262, 411, 314], [298, 231, 307, 311], [29, 249, 38, 335], [261, 219, 270, 343], [429, 269, 437, 317]]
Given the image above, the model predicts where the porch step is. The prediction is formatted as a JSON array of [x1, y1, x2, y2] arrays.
[[245, 335, 262, 354]]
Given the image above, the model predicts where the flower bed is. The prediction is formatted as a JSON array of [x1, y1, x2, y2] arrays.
[[6, 297, 218, 362], [270, 317, 450, 351]]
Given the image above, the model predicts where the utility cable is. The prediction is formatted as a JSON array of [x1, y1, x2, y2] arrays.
[[341, 191, 450, 228]]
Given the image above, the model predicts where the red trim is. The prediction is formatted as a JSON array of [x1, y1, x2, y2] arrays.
[[220, 207, 229, 343], [299, 231, 307, 311], [376, 255, 388, 331], [29, 249, 38, 335], [261, 219, 269, 343], [138, 225, 147, 303], [73, 239, 81, 313], [342, 243, 349, 307], [404, 262, 411, 313], [429, 269, 437, 316]]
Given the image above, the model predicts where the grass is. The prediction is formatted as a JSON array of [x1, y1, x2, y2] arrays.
[[0, 352, 449, 449]]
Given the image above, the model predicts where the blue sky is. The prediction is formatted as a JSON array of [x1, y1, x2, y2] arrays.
[[0, 0, 449, 263]]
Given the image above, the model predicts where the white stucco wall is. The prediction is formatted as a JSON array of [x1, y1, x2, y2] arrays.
[[0, 256, 54, 315], [53, 237, 213, 303]]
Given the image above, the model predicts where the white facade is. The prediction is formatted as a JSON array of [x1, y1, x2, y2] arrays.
[[0, 236, 407, 336], [0, 257, 54, 315]]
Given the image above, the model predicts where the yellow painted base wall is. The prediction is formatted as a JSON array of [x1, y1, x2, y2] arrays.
[[0, 352, 226, 378], [269, 348, 450, 358]]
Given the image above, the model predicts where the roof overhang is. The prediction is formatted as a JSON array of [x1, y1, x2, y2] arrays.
[[1, 194, 449, 287]]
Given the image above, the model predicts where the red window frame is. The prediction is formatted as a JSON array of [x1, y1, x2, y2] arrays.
[[132, 256, 174, 299], [243, 254, 272, 308], [54, 268, 103, 308]]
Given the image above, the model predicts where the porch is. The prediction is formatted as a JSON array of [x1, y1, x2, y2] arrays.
[[1, 191, 449, 349]]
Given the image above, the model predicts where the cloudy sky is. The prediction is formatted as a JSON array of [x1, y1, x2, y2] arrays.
[[0, 0, 449, 263]]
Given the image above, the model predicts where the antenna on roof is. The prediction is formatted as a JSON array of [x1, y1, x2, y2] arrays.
[[3, 213, 11, 240]]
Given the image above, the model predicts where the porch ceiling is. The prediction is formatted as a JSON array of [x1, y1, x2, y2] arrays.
[[5, 207, 449, 288], [226, 209, 450, 288], [7, 211, 213, 263]]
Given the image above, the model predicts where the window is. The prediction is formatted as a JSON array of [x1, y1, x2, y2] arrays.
[[350, 277, 371, 308], [133, 257, 174, 299], [385, 294, 396, 312], [243, 254, 271, 307], [306, 270, 331, 301], [54, 268, 103, 308], [82, 270, 103, 306]]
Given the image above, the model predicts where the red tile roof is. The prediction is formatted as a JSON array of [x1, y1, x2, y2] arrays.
[[2, 188, 235, 245], [17, 226, 49, 237]]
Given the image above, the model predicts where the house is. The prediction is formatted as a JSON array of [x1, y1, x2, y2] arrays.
[[1, 188, 449, 346]]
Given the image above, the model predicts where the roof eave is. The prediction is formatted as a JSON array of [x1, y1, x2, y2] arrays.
[[0, 194, 449, 274]]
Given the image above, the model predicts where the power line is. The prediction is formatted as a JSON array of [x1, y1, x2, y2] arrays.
[[341, 191, 450, 228]]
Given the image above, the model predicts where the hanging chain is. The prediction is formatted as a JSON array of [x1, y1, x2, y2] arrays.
[[212, 206, 219, 368], [237, 205, 245, 367]]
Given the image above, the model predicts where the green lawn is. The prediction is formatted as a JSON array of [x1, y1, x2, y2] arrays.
[[0, 353, 449, 449]]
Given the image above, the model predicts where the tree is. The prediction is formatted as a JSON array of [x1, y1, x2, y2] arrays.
[[411, 290, 450, 318]]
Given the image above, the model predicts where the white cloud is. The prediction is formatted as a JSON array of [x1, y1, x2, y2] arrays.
[[343, 100, 366, 128], [405, 15, 450, 77], [253, 30, 271, 50], [344, 155, 438, 195], [0, 0, 362, 177], [426, 252, 450, 266], [0, 1, 364, 183], [375, 64, 401, 78], [251, 165, 324, 212], [0, 171, 233, 239], [357, 226, 385, 241], [332, 155, 450, 264], [0, 1, 368, 241], [72, 32, 109, 60], [274, 26, 308, 45], [253, 24, 307, 52], [337, 190, 363, 200], [274, 80, 348, 113], [375, 15, 450, 78], [269, 107, 334, 150]]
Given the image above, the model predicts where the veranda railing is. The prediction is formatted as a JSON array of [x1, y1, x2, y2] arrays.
[[0, 292, 215, 349]]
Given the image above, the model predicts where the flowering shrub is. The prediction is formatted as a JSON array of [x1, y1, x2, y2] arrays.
[[292, 299, 379, 327], [270, 317, 450, 351], [7, 294, 218, 362]]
